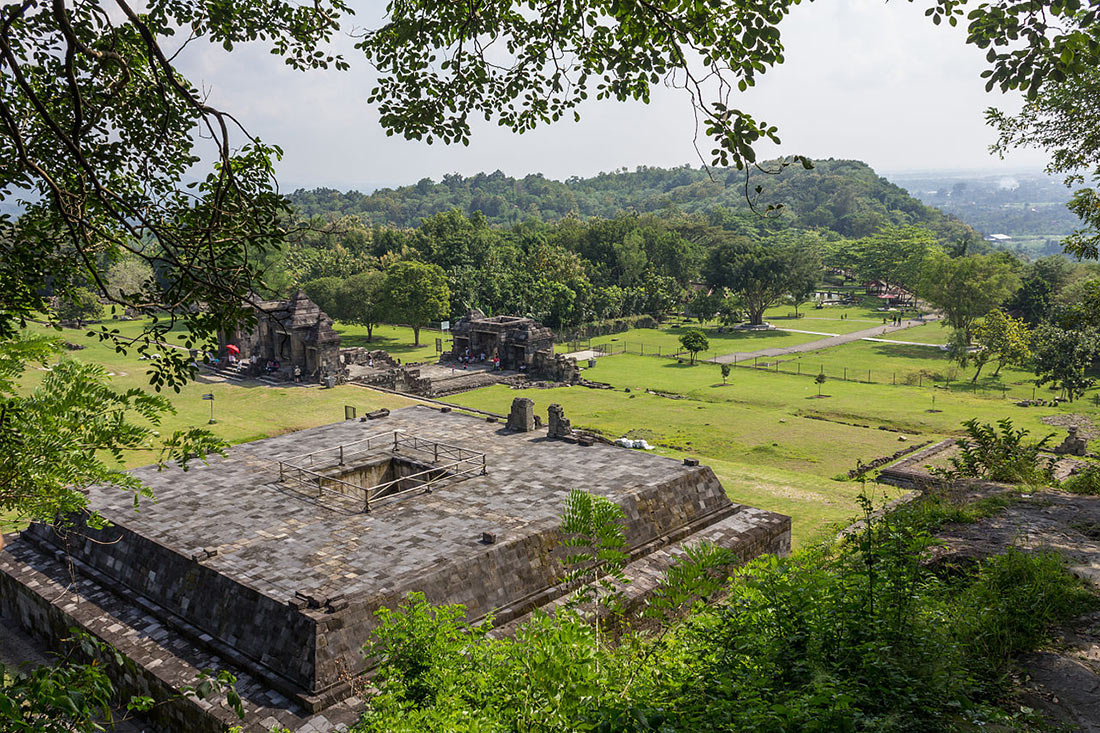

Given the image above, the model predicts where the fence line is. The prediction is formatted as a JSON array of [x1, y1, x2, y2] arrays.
[[576, 340, 1063, 405]]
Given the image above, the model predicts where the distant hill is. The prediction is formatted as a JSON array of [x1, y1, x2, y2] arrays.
[[288, 160, 976, 243]]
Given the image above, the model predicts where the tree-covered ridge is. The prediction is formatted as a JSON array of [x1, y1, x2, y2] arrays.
[[288, 160, 976, 243]]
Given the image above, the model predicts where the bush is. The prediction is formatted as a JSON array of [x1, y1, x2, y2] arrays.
[[355, 496, 1095, 732], [940, 418, 1054, 485], [1063, 465, 1100, 495], [957, 549, 1097, 695]]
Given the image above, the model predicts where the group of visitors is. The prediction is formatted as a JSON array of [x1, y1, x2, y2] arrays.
[[882, 313, 905, 326], [456, 348, 504, 371]]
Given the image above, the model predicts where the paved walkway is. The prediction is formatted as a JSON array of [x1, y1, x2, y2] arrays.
[[708, 317, 941, 364]]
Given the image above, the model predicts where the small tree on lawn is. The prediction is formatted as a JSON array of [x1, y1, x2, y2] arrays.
[[973, 309, 1032, 379], [679, 329, 709, 365], [720, 363, 731, 384], [815, 372, 827, 397]]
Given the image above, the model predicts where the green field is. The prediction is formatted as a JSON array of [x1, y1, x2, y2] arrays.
[[18, 311, 1089, 549], [558, 324, 823, 358], [19, 320, 416, 469], [882, 320, 950, 345], [334, 322, 449, 363], [764, 339, 1040, 396], [447, 349, 1100, 545], [761, 301, 920, 335]]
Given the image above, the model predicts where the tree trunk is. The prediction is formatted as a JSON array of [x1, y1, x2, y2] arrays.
[[367, 324, 374, 343], [413, 326, 420, 346], [970, 362, 984, 383], [993, 360, 1004, 376]]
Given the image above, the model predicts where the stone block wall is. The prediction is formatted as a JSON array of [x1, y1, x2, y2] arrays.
[[25, 520, 320, 693], [306, 465, 746, 691]]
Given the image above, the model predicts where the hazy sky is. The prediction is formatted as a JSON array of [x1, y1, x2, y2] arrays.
[[177, 0, 1052, 192]]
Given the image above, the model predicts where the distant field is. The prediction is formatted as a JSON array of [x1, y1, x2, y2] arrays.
[[449, 347, 1100, 545], [19, 311, 1086, 550], [883, 321, 950, 345], [559, 324, 822, 358], [446, 382, 907, 546], [762, 301, 919, 335]]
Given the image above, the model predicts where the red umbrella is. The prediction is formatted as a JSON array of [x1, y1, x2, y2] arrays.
[[225, 344, 240, 355]]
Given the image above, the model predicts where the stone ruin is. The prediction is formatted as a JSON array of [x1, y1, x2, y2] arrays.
[[449, 309, 579, 383], [506, 397, 535, 432], [221, 290, 342, 384], [547, 403, 572, 439], [0, 405, 790, 731], [1054, 426, 1089, 456]]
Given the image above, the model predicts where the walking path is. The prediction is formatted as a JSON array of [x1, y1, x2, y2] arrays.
[[708, 316, 942, 365]]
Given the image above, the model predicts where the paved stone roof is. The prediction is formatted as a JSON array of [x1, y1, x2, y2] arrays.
[[85, 405, 694, 602]]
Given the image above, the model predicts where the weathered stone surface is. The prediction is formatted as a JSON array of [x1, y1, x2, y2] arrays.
[[506, 397, 535, 432], [1054, 426, 1089, 456], [547, 403, 572, 439], [2, 405, 790, 731]]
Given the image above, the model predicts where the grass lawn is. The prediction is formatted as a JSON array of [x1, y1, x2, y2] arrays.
[[19, 320, 416, 469], [767, 339, 1040, 395], [334, 322, 449, 363], [447, 381, 907, 546], [580, 354, 1096, 440], [884, 321, 950, 345], [761, 301, 926, 335], [558, 323, 823, 358]]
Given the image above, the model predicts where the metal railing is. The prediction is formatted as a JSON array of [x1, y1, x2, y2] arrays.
[[276, 430, 487, 513]]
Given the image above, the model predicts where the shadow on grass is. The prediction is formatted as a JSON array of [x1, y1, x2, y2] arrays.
[[339, 332, 435, 355], [867, 342, 950, 361]]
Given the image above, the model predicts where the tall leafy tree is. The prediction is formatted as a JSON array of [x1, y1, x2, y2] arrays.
[[918, 250, 1021, 344], [1031, 324, 1100, 402], [853, 226, 934, 292], [382, 261, 450, 346], [705, 237, 809, 326]]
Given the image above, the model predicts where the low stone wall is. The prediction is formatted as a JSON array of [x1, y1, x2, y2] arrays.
[[876, 439, 956, 490], [0, 540, 239, 733]]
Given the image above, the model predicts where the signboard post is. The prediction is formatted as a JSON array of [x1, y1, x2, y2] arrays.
[[202, 393, 215, 424]]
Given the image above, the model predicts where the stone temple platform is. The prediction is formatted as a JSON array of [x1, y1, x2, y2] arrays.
[[0, 405, 790, 732]]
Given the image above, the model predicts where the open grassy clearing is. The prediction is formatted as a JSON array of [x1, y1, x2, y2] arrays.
[[761, 302, 924, 335], [446, 382, 907, 546], [19, 321, 416, 469], [766, 339, 1041, 395], [579, 354, 1097, 441], [334, 322, 450, 363], [558, 323, 823, 357], [883, 320, 950, 344]]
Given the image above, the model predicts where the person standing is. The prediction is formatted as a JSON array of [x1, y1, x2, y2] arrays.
[[293, 364, 302, 383]]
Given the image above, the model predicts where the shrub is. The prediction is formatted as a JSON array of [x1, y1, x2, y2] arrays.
[[1063, 465, 1100, 495], [940, 418, 1054, 485]]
